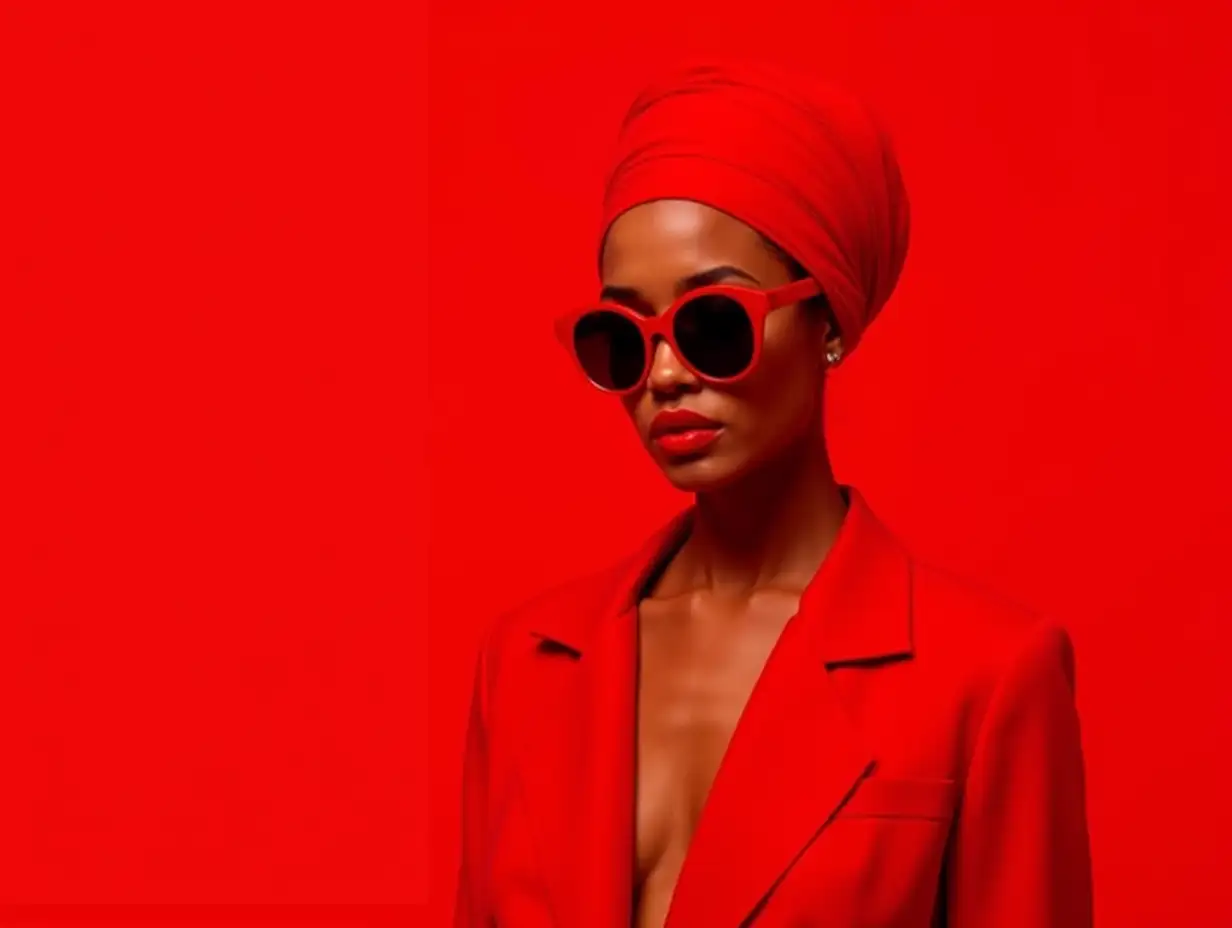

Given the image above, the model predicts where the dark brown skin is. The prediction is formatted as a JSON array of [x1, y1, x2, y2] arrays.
[[600, 199, 850, 927]]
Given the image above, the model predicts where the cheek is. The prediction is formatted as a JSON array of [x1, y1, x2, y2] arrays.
[[747, 324, 824, 416], [764, 307, 821, 357], [724, 368, 821, 449], [621, 392, 649, 431]]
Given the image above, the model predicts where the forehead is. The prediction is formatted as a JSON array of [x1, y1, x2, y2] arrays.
[[600, 199, 770, 283]]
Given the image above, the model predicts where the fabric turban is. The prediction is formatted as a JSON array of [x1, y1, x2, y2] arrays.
[[599, 60, 911, 354]]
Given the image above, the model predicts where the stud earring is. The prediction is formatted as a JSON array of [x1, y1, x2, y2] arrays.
[[826, 345, 844, 366]]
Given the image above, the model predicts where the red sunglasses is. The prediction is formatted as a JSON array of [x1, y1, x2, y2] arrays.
[[555, 278, 822, 394]]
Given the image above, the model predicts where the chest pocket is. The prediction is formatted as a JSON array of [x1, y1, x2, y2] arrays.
[[753, 776, 957, 924]]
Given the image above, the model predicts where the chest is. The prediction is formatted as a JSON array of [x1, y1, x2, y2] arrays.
[[633, 594, 799, 910]]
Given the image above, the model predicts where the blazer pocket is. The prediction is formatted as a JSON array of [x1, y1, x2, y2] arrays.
[[836, 776, 957, 822]]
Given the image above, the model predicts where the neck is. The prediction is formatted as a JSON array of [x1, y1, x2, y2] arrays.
[[685, 425, 848, 596]]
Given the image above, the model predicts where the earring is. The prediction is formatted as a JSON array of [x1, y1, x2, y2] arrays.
[[826, 345, 844, 366]]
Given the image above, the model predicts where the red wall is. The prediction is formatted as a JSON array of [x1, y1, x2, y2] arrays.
[[6, 3, 430, 920], [5, 2, 1230, 925], [426, 2, 1232, 926]]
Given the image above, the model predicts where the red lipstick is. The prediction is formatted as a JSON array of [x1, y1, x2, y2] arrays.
[[649, 408, 724, 457]]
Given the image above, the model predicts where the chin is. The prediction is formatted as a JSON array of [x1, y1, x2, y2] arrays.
[[657, 451, 750, 494]]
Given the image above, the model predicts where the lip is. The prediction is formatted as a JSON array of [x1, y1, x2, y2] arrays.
[[649, 408, 724, 457], [649, 408, 723, 438]]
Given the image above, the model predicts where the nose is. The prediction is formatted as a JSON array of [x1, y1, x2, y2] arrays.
[[646, 336, 700, 395]]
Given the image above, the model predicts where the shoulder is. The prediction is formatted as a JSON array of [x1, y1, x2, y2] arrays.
[[906, 556, 1080, 749], [473, 509, 691, 679], [490, 559, 627, 644], [469, 545, 646, 695], [910, 557, 1076, 684]]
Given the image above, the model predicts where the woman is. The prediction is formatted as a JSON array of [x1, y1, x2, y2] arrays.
[[455, 61, 1093, 927]]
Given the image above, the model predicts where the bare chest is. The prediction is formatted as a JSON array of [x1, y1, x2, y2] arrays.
[[633, 592, 800, 926]]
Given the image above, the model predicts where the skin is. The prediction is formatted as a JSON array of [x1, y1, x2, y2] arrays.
[[599, 199, 852, 928]]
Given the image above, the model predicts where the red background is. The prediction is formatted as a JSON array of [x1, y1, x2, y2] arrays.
[[4, 1, 1230, 926], [5, 2, 430, 921]]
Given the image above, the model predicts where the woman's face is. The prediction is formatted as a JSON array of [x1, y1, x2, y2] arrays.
[[600, 199, 834, 493]]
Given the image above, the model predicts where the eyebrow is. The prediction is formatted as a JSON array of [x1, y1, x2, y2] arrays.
[[599, 264, 762, 306]]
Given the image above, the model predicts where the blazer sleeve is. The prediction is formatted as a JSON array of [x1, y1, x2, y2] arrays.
[[945, 622, 1094, 927], [454, 642, 494, 928]]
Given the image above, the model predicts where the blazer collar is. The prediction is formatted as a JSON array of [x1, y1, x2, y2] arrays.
[[516, 488, 916, 927], [530, 488, 914, 667], [667, 493, 915, 925]]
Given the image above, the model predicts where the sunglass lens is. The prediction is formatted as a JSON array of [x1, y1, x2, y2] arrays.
[[674, 295, 755, 378], [574, 311, 646, 391]]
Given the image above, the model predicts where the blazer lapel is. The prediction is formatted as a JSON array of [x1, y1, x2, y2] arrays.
[[515, 513, 692, 928], [664, 491, 915, 927], [517, 610, 636, 928], [510, 492, 912, 927]]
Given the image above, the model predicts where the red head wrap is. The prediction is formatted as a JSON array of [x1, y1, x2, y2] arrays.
[[600, 60, 911, 354]]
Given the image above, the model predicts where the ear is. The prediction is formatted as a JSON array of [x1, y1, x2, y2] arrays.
[[820, 310, 844, 368], [824, 329, 843, 363]]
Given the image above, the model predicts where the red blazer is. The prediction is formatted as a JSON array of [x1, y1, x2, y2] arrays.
[[455, 492, 1093, 927]]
